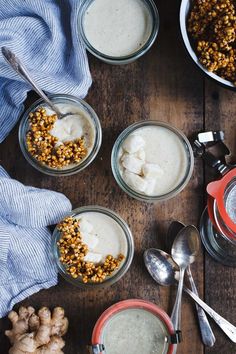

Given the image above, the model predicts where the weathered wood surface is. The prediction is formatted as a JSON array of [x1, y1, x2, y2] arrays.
[[0, 1, 235, 353]]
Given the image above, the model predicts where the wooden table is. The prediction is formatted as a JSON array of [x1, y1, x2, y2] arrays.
[[1, 1, 236, 353]]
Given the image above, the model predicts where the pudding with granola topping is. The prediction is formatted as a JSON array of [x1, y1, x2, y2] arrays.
[[26, 103, 95, 169]]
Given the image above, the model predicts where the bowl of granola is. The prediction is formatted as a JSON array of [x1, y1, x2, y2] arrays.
[[180, 0, 236, 89]]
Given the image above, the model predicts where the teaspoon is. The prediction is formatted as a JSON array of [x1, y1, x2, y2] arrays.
[[170, 225, 200, 344], [1, 47, 72, 120], [144, 248, 236, 343], [167, 221, 215, 347]]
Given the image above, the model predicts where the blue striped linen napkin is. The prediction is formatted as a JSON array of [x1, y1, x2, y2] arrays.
[[0, 0, 91, 143], [0, 166, 72, 318]]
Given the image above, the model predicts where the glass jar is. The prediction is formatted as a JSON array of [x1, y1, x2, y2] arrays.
[[78, 0, 159, 65], [111, 121, 194, 202], [19, 94, 102, 176], [200, 207, 236, 267], [91, 299, 174, 354], [52, 206, 134, 288], [200, 168, 236, 266]]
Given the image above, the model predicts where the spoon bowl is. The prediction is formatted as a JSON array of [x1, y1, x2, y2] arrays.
[[166, 221, 185, 252], [144, 248, 179, 286], [171, 225, 200, 268]]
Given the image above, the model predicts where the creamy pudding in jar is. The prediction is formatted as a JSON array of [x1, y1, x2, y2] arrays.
[[80, 0, 159, 62], [76, 212, 128, 264], [57, 210, 129, 284], [26, 102, 95, 170], [20, 95, 101, 176], [92, 300, 174, 354], [46, 103, 95, 155], [113, 121, 194, 200], [102, 308, 170, 354]]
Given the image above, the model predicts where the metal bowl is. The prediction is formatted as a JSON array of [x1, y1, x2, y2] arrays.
[[179, 0, 236, 90]]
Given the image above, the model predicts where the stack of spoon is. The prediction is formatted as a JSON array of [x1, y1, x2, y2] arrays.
[[144, 222, 236, 352]]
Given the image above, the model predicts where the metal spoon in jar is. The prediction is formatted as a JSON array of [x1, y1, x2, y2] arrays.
[[144, 248, 236, 343], [166, 221, 215, 347], [1, 46, 72, 120]]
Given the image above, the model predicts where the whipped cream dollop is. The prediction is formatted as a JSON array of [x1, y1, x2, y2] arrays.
[[50, 115, 84, 143], [44, 103, 95, 151]]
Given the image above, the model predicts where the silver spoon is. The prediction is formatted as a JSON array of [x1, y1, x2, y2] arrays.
[[166, 221, 215, 347], [144, 248, 236, 343], [170, 225, 200, 345], [1, 47, 71, 120]]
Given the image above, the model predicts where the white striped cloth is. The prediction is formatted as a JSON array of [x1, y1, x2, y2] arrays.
[[0, 166, 72, 318], [0, 0, 91, 142]]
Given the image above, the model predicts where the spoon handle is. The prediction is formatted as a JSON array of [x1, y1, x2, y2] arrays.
[[1, 47, 61, 116], [184, 286, 236, 343], [186, 267, 215, 347], [171, 267, 184, 334]]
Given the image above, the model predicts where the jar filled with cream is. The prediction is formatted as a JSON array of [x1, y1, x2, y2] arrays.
[[111, 121, 194, 202], [91, 299, 174, 354], [78, 0, 159, 64]]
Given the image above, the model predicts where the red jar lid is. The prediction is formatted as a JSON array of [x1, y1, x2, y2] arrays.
[[207, 168, 236, 235], [91, 299, 174, 354], [207, 196, 236, 240]]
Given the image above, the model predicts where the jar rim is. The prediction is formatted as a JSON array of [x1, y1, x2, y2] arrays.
[[77, 0, 159, 64], [111, 120, 194, 202], [51, 205, 134, 288], [91, 299, 174, 354], [18, 94, 102, 176]]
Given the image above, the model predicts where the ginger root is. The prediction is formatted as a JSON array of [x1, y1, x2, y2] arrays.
[[5, 306, 68, 354]]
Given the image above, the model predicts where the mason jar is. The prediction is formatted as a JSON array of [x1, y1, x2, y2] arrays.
[[19, 94, 102, 176], [111, 121, 194, 202], [91, 299, 174, 354], [52, 206, 134, 288], [78, 0, 159, 64]]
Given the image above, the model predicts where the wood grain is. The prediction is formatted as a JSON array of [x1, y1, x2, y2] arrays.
[[0, 1, 235, 353]]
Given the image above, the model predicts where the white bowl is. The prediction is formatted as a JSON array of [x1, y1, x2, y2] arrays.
[[180, 0, 236, 90]]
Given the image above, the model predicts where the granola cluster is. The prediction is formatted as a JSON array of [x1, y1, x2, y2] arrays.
[[26, 107, 87, 169], [57, 216, 125, 283], [188, 0, 236, 83]]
